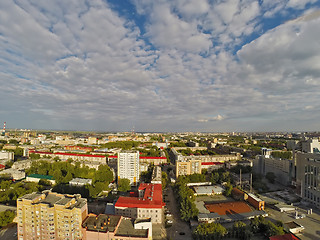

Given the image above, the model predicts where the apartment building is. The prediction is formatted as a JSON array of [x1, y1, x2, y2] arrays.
[[29, 151, 107, 164], [115, 183, 165, 223], [176, 159, 202, 177], [253, 155, 293, 185], [151, 166, 162, 184], [117, 151, 140, 185], [295, 152, 320, 208], [17, 191, 87, 240]]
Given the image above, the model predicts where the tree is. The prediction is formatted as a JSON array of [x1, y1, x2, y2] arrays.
[[224, 183, 233, 196], [211, 172, 219, 184], [0, 210, 15, 227], [118, 178, 131, 192], [266, 172, 276, 184], [193, 222, 227, 240]]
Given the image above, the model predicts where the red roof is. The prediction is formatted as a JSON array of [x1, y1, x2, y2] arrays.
[[201, 162, 224, 165], [0, 164, 5, 169], [30, 151, 105, 158], [115, 183, 165, 209], [269, 233, 299, 240], [108, 155, 166, 159]]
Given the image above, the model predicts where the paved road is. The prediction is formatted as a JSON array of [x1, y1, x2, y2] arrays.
[[165, 185, 193, 240], [0, 223, 17, 240]]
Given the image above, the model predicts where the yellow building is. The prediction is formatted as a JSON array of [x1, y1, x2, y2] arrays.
[[17, 191, 87, 240], [176, 159, 202, 177]]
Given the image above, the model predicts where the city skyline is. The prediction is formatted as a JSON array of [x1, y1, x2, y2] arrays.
[[1, 0, 320, 132]]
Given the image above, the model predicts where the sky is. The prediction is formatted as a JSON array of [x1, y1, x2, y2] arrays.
[[1, 0, 320, 132]]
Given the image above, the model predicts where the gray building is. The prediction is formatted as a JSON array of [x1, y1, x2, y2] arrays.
[[295, 152, 320, 208]]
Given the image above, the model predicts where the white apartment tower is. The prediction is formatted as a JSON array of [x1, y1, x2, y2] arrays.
[[117, 151, 140, 185]]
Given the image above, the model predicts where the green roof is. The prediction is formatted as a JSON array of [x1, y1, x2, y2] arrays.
[[27, 174, 54, 180]]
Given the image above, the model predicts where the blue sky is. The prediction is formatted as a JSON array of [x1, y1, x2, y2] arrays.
[[0, 0, 320, 132]]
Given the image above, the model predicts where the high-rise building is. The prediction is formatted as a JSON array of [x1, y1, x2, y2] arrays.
[[117, 151, 140, 185], [295, 152, 320, 208], [17, 191, 87, 240]]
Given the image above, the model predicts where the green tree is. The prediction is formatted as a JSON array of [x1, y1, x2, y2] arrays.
[[224, 183, 233, 196], [193, 222, 227, 240], [0, 210, 15, 227], [211, 172, 219, 184], [118, 178, 131, 192]]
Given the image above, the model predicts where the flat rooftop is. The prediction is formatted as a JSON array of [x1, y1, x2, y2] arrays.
[[205, 201, 252, 215], [115, 218, 148, 238], [82, 214, 121, 233]]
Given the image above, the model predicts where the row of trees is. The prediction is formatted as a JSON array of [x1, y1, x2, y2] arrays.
[[271, 151, 292, 159], [174, 177, 199, 221], [193, 217, 284, 240], [26, 160, 113, 185]]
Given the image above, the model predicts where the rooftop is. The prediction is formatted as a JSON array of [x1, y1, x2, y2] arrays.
[[205, 201, 252, 215], [269, 233, 300, 240], [82, 214, 121, 233], [115, 218, 148, 238], [27, 174, 54, 180], [115, 183, 165, 209]]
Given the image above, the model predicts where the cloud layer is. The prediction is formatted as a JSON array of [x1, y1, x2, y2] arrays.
[[0, 0, 320, 132]]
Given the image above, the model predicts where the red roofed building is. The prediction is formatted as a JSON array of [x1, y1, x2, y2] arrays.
[[269, 233, 300, 240], [115, 183, 165, 223], [29, 150, 106, 164]]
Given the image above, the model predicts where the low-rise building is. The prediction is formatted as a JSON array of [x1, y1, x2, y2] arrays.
[[82, 214, 152, 240], [0, 150, 14, 161], [26, 174, 56, 185], [193, 185, 224, 196], [151, 166, 162, 184], [69, 178, 92, 187], [0, 168, 25, 180]]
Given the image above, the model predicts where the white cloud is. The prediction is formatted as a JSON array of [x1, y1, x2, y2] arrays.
[[0, 0, 320, 131]]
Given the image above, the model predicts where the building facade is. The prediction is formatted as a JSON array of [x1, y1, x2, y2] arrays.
[[295, 152, 320, 208], [117, 151, 140, 185], [176, 159, 202, 177], [17, 191, 87, 240], [115, 183, 165, 223]]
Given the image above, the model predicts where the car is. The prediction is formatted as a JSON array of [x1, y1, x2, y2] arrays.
[[166, 220, 173, 224], [166, 213, 172, 217], [179, 232, 185, 235]]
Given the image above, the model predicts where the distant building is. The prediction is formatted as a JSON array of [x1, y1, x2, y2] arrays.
[[12, 159, 32, 170], [82, 214, 152, 240], [115, 183, 165, 223], [17, 191, 87, 240], [69, 178, 92, 187], [28, 150, 107, 164], [0, 150, 14, 161], [117, 151, 140, 185]]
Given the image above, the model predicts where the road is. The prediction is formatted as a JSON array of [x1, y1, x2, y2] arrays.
[[165, 185, 193, 240], [0, 223, 17, 240]]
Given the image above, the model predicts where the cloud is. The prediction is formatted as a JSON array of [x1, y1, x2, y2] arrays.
[[0, 0, 320, 131]]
